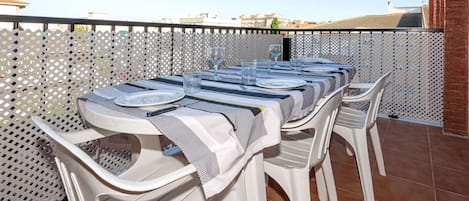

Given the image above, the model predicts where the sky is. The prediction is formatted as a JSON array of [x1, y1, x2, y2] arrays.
[[21, 0, 425, 22]]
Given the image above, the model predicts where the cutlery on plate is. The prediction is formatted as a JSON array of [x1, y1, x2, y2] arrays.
[[125, 83, 155, 90], [240, 85, 278, 93], [146, 100, 199, 117], [146, 106, 178, 117]]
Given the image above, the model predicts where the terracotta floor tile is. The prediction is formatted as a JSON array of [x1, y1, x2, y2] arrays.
[[436, 189, 469, 201], [382, 128, 430, 162], [337, 189, 364, 201], [386, 119, 428, 136], [382, 147, 433, 186], [330, 138, 361, 167], [434, 166, 469, 197], [430, 134, 469, 172], [373, 176, 434, 201], [264, 119, 469, 201], [331, 162, 363, 194], [330, 133, 380, 170], [376, 118, 389, 143], [428, 126, 443, 136]]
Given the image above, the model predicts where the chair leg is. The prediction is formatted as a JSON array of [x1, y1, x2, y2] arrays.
[[288, 170, 311, 201], [370, 124, 386, 176], [353, 130, 375, 201], [322, 151, 338, 201], [265, 166, 311, 201], [315, 165, 328, 201]]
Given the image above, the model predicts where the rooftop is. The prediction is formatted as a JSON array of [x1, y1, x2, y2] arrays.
[[313, 13, 422, 29]]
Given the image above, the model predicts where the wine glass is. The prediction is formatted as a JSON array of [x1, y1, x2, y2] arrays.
[[268, 44, 282, 73], [207, 47, 225, 80]]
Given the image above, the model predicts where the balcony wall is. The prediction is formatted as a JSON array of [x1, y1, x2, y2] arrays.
[[0, 15, 444, 200]]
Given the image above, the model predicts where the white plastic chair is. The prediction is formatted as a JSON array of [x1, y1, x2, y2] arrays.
[[263, 85, 348, 201], [31, 116, 205, 201], [332, 72, 391, 201]]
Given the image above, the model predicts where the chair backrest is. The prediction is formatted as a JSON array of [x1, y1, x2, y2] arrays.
[[282, 85, 348, 168], [31, 116, 197, 201], [361, 72, 391, 128]]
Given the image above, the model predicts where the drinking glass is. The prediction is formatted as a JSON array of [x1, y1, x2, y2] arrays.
[[183, 72, 201, 94], [207, 47, 225, 80], [268, 44, 282, 73], [290, 55, 304, 74], [240, 60, 257, 85]]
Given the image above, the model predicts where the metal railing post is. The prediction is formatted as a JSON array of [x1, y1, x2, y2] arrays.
[[282, 37, 291, 61]]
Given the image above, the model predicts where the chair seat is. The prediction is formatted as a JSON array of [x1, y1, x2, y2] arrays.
[[335, 106, 366, 129], [120, 154, 189, 180], [264, 131, 313, 169]]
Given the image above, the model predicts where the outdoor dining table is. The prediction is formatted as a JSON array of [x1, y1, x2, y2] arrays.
[[76, 61, 355, 200]]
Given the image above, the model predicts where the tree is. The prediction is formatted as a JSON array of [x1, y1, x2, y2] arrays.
[[74, 25, 91, 32], [271, 17, 280, 29]]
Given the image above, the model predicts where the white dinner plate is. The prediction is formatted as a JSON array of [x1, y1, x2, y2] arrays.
[[114, 90, 185, 107], [255, 78, 306, 89], [302, 66, 339, 74]]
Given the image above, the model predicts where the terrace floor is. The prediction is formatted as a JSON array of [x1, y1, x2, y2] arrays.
[[266, 118, 469, 201]]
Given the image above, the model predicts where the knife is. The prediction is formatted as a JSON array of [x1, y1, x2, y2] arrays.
[[146, 106, 178, 117]]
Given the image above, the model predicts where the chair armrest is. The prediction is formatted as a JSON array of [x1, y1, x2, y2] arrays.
[[343, 83, 375, 102], [342, 93, 372, 103], [59, 128, 117, 144], [349, 83, 374, 89], [83, 163, 197, 193]]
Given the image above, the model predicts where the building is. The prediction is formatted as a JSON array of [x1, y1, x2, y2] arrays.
[[286, 20, 317, 29], [313, 1, 427, 29], [387, 0, 421, 14], [153, 18, 178, 24], [179, 13, 241, 27], [0, 0, 27, 15], [239, 13, 289, 28]]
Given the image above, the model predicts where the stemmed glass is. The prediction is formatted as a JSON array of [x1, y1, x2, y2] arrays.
[[268, 44, 282, 73], [207, 47, 225, 80]]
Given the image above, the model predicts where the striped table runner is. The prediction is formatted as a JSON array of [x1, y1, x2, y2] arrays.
[[79, 64, 355, 197]]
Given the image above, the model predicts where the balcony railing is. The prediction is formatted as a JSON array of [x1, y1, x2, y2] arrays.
[[283, 28, 444, 124], [0, 15, 444, 200]]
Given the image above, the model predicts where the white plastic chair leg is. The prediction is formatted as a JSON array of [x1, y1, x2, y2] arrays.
[[315, 165, 328, 201], [288, 170, 312, 201], [264, 163, 311, 201], [353, 130, 375, 201], [272, 169, 311, 201], [369, 124, 386, 176], [322, 152, 338, 201]]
